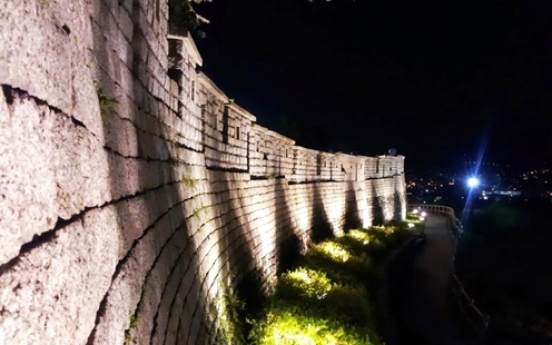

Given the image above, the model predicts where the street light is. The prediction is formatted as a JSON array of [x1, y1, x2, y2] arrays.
[[467, 177, 480, 189], [464, 176, 480, 224]]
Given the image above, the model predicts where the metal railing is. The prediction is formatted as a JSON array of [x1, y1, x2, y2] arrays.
[[408, 204, 490, 338]]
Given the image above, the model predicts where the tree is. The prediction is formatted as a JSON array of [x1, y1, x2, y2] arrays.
[[169, 0, 338, 35], [168, 0, 211, 35]]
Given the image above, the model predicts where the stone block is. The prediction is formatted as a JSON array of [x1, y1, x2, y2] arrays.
[[0, 206, 119, 345]]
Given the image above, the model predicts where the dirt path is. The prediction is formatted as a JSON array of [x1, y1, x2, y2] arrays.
[[388, 215, 480, 345]]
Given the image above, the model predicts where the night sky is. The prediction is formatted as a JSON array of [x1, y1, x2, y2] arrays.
[[193, 1, 552, 170]]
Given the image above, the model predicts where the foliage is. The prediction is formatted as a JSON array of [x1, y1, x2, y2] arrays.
[[124, 332, 131, 345], [210, 285, 246, 345], [277, 268, 332, 300], [249, 301, 374, 345], [193, 205, 210, 218], [129, 314, 138, 329], [305, 240, 372, 283], [96, 86, 117, 117], [181, 175, 198, 187], [169, 0, 211, 34], [248, 222, 415, 345]]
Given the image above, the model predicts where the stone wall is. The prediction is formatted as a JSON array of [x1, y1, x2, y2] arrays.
[[0, 1, 406, 344]]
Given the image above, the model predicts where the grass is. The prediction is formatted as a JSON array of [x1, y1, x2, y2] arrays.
[[210, 284, 246, 345], [96, 86, 118, 117], [247, 218, 422, 345]]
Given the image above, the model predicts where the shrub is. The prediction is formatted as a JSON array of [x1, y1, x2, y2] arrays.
[[249, 222, 416, 345], [307, 241, 371, 278], [249, 301, 376, 345], [277, 268, 333, 301]]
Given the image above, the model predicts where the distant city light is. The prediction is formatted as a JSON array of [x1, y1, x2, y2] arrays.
[[412, 209, 419, 214], [467, 177, 480, 188]]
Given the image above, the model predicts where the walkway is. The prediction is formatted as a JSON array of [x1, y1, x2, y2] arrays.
[[388, 215, 480, 345]]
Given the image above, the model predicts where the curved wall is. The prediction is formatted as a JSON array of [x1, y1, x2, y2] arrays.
[[0, 1, 406, 344]]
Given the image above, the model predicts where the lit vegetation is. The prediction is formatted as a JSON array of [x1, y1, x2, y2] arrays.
[[248, 219, 422, 345], [406, 213, 424, 224], [181, 175, 198, 187], [210, 284, 246, 345], [192, 205, 210, 218], [96, 86, 118, 117], [129, 314, 138, 329]]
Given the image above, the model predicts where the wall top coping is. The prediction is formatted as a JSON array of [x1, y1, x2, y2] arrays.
[[294, 146, 323, 157], [334, 154, 366, 163], [227, 102, 257, 122], [252, 124, 294, 144], [265, 130, 295, 145], [378, 155, 405, 160], [173, 33, 407, 164], [167, 33, 203, 67], [197, 72, 229, 102]]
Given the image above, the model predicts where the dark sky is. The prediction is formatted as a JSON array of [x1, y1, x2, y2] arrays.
[[193, 0, 552, 170]]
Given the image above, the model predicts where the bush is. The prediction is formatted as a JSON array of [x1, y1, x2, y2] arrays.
[[249, 301, 376, 345], [249, 222, 416, 345]]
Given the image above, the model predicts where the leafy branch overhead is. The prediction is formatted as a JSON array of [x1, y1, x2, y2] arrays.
[[169, 0, 335, 36], [169, 0, 211, 35]]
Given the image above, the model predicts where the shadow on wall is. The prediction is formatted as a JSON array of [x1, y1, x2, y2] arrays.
[[344, 180, 361, 231], [86, 1, 207, 344], [212, 171, 263, 342], [371, 182, 385, 226], [274, 179, 301, 275], [311, 183, 334, 243], [393, 188, 404, 221], [209, 174, 322, 342], [277, 233, 302, 274]]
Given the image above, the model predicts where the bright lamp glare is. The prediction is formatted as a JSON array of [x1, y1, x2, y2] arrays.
[[408, 223, 415, 228], [421, 211, 427, 217], [412, 209, 419, 214], [467, 177, 480, 188]]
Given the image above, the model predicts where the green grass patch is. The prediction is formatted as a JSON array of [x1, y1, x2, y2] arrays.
[[248, 221, 417, 345]]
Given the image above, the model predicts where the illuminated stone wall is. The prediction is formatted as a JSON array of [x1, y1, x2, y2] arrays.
[[0, 1, 406, 344]]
